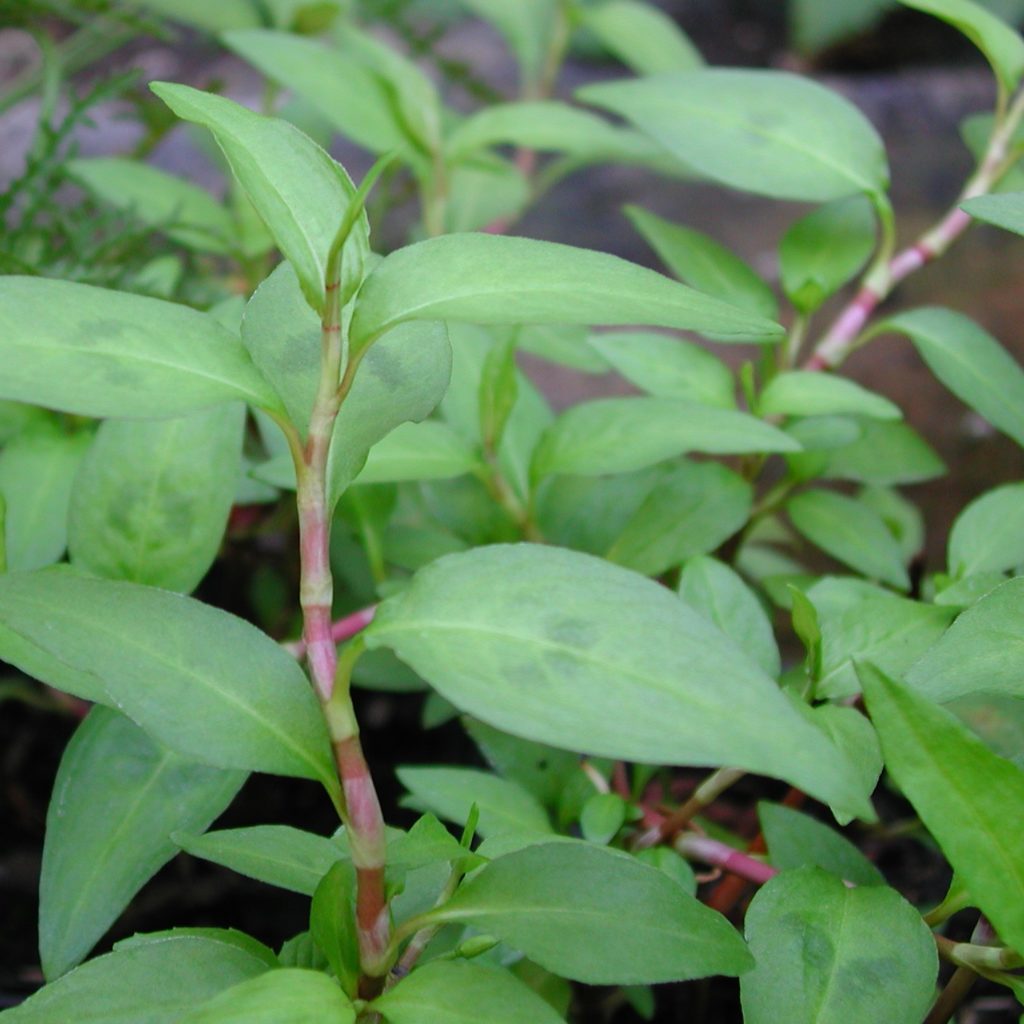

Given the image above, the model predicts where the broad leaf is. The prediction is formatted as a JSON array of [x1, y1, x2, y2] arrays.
[[183, 968, 354, 1024], [760, 372, 900, 420], [678, 556, 780, 678], [582, 0, 703, 74], [349, 234, 783, 355], [0, 422, 90, 571], [425, 841, 753, 984], [860, 664, 1024, 953], [2, 934, 271, 1024], [368, 544, 875, 819], [0, 568, 335, 787], [0, 277, 281, 417], [355, 421, 480, 485], [880, 307, 1024, 447], [905, 578, 1024, 701], [68, 404, 244, 593], [579, 69, 889, 201], [174, 826, 347, 896], [372, 960, 566, 1024], [532, 397, 800, 478], [741, 867, 937, 1024], [788, 490, 910, 589], [67, 157, 234, 254], [963, 191, 1024, 234], [897, 0, 1024, 94], [397, 766, 554, 838], [948, 481, 1024, 576], [151, 83, 368, 313], [40, 708, 244, 979], [779, 196, 877, 312], [588, 330, 735, 407], [624, 205, 778, 321]]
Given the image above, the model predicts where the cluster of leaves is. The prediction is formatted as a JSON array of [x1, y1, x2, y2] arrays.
[[3, 0, 1024, 1022]]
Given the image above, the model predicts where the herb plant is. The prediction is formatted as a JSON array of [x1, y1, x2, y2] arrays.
[[2, 1, 1024, 1022]]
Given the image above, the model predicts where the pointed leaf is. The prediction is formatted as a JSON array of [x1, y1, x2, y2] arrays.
[[367, 544, 875, 819], [760, 372, 900, 420], [580, 70, 889, 201], [963, 191, 1024, 235], [948, 481, 1024, 576], [349, 234, 783, 355], [0, 277, 281, 417], [818, 418, 945, 485], [582, 0, 703, 74], [859, 664, 1024, 953], [310, 863, 360, 1000], [40, 708, 245, 979], [183, 968, 354, 1024]]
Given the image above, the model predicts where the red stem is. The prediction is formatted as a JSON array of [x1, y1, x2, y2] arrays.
[[674, 833, 779, 887]]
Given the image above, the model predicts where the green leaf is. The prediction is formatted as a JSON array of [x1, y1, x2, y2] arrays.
[[40, 708, 244, 979], [816, 418, 946, 485], [532, 397, 799, 478], [760, 371, 900, 420], [759, 802, 885, 885], [948, 482, 1024, 575], [880, 307, 1024, 448], [368, 544, 875, 819], [896, 0, 1024, 94], [0, 422, 90, 571], [905, 578, 1024, 701], [183, 968, 355, 1024], [174, 826, 347, 896], [479, 335, 518, 449], [582, 0, 704, 74], [0, 568, 335, 787], [859, 664, 1024, 953], [151, 83, 368, 313], [740, 866, 937, 1024], [788, 489, 911, 589], [789, 0, 894, 54], [587, 331, 735, 407], [372, 960, 567, 1024], [858, 485, 925, 563], [579, 792, 628, 844], [67, 404, 244, 593], [779, 196, 877, 312], [67, 157, 235, 254], [349, 234, 783, 357], [425, 841, 751, 984], [579, 70, 889, 201], [606, 459, 754, 576], [387, 813, 473, 872], [963, 191, 1024, 235], [310, 863, 359, 1001], [678, 556, 780, 678], [623, 205, 778, 322], [355, 421, 480, 485], [444, 154, 530, 233], [0, 277, 281, 418], [451, 0, 557, 91], [2, 934, 271, 1024], [132, 0, 262, 31], [397, 766, 554, 838], [515, 323, 609, 375], [115, 927, 278, 966]]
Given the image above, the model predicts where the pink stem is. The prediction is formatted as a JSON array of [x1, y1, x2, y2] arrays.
[[284, 604, 378, 660], [674, 833, 779, 886]]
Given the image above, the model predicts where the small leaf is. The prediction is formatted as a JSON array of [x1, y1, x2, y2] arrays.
[[310, 862, 359, 1000], [624, 205, 778, 322], [387, 813, 472, 871], [789, 0, 894, 54], [588, 330, 735, 407], [817, 418, 946, 485], [582, 0, 704, 74], [397, 766, 554, 839], [40, 708, 245, 979], [349, 234, 783, 356], [68, 404, 244, 593], [580, 69, 889, 201], [355, 421, 481, 485], [896, 0, 1024, 94], [741, 867, 937, 1024], [678, 556, 780, 678], [151, 83, 368, 313], [532, 397, 799, 478], [371, 959, 566, 1024], [779, 196, 877, 312], [67, 157, 235, 254], [479, 336, 518, 451], [760, 371, 900, 421], [788, 489, 911, 589], [0, 277, 281, 417], [859, 663, 1024, 953], [881, 306, 1024, 448], [0, 569, 335, 787], [368, 545, 874, 819], [182, 968, 355, 1024], [579, 792, 628, 844], [948, 481, 1024, 576], [174, 826, 347, 896], [963, 191, 1024, 235]]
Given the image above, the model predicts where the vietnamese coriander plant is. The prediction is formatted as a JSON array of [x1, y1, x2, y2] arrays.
[[4, 0, 1024, 1021]]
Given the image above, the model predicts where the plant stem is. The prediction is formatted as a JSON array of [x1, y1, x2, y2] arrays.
[[283, 604, 378, 659], [924, 917, 995, 1024], [635, 767, 746, 849], [673, 832, 778, 886], [804, 89, 1024, 372]]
